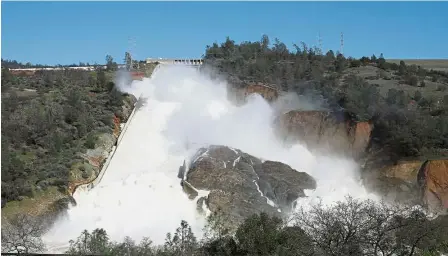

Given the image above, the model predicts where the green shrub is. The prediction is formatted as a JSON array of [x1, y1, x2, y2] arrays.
[[407, 75, 419, 86], [350, 59, 361, 68], [84, 133, 96, 149], [436, 85, 446, 91], [106, 81, 115, 92], [81, 172, 90, 180]]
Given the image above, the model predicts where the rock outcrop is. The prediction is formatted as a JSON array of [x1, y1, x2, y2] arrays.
[[229, 81, 447, 215], [420, 159, 448, 213], [362, 158, 448, 214], [352, 121, 372, 156], [274, 110, 372, 159], [228, 82, 373, 160], [362, 160, 423, 206], [229, 82, 279, 105], [180, 145, 316, 230], [242, 84, 279, 102]]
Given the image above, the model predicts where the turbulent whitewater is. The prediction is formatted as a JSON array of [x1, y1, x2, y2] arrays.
[[43, 65, 377, 252]]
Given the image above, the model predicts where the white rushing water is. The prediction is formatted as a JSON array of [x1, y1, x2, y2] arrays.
[[43, 65, 377, 252]]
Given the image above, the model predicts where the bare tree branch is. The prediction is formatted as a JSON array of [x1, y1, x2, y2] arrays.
[[1, 213, 46, 254]]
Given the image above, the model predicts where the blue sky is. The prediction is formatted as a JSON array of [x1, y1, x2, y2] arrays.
[[2, 1, 447, 65]]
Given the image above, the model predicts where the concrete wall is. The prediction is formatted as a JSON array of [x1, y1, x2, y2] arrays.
[[146, 58, 204, 65], [87, 103, 140, 189]]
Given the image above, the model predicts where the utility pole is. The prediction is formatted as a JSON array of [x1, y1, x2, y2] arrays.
[[126, 37, 133, 71], [318, 32, 323, 55], [128, 36, 139, 71], [340, 32, 344, 55]]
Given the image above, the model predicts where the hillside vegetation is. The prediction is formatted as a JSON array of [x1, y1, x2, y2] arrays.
[[387, 59, 448, 72], [203, 36, 448, 161], [1, 59, 134, 216]]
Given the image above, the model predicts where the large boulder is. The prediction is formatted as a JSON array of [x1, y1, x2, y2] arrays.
[[180, 145, 316, 230]]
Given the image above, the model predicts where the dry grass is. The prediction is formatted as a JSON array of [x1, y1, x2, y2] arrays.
[[345, 65, 447, 100], [387, 59, 448, 72], [1, 186, 66, 222]]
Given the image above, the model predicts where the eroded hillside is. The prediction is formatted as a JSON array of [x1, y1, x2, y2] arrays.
[[204, 36, 448, 213], [1, 65, 145, 224]]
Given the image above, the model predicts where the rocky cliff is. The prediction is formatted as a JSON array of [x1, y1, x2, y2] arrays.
[[420, 159, 448, 213], [274, 110, 372, 159], [242, 84, 279, 102], [363, 158, 448, 214], [232, 83, 372, 159], [233, 82, 447, 215], [179, 145, 316, 230], [229, 82, 279, 106]]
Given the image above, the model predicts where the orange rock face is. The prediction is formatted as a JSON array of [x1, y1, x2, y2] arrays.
[[276, 110, 342, 146], [420, 159, 448, 212], [366, 160, 424, 205], [275, 110, 371, 158], [131, 71, 145, 81], [9, 70, 36, 76], [365, 159, 448, 213], [113, 115, 121, 138], [381, 160, 422, 183], [352, 121, 373, 158], [234, 82, 373, 158], [239, 84, 279, 103], [67, 155, 106, 195], [87, 155, 106, 168], [68, 179, 94, 195]]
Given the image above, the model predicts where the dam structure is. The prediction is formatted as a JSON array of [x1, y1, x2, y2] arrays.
[[146, 58, 204, 66], [43, 63, 375, 253]]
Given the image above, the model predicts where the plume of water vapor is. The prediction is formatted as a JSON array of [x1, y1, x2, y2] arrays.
[[114, 69, 132, 91], [271, 92, 328, 116], [42, 64, 377, 252]]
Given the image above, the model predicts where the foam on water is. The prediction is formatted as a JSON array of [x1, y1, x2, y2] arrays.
[[43, 65, 377, 252]]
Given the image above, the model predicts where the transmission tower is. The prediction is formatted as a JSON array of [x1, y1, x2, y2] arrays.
[[126, 37, 133, 71], [318, 32, 323, 55], [128, 36, 139, 70], [340, 32, 344, 55]]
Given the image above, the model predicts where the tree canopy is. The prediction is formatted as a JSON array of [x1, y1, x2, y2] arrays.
[[203, 35, 448, 160]]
